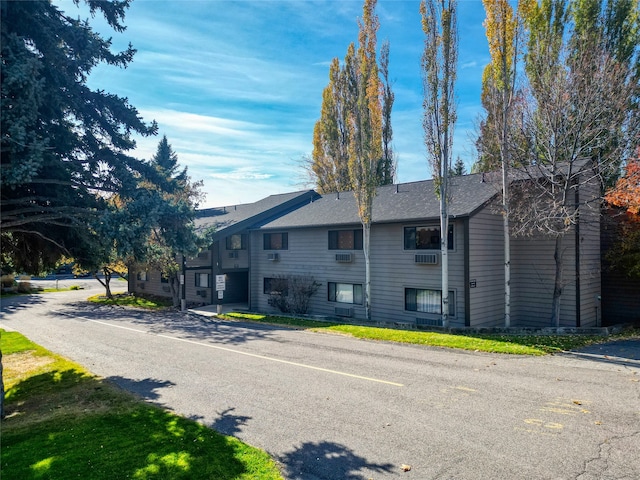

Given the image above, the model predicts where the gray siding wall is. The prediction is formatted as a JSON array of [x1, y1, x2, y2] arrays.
[[578, 216, 601, 327], [369, 221, 466, 327], [250, 226, 367, 318], [219, 236, 250, 271], [131, 267, 173, 298], [577, 183, 602, 327], [250, 221, 466, 326], [467, 206, 505, 327], [511, 231, 578, 327]]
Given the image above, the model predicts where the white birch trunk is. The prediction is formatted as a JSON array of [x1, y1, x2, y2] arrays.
[[440, 191, 449, 328], [503, 162, 511, 328], [363, 220, 371, 321]]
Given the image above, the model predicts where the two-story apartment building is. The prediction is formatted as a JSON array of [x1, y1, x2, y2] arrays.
[[130, 171, 601, 328]]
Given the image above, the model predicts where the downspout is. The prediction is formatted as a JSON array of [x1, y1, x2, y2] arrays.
[[575, 185, 581, 327], [464, 217, 471, 327], [181, 254, 186, 311], [210, 241, 215, 306], [247, 232, 252, 310]]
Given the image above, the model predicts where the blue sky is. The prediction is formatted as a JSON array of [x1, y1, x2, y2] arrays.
[[66, 0, 491, 208]]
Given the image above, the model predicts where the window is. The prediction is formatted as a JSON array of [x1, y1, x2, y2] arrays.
[[226, 234, 247, 250], [404, 225, 454, 250], [405, 288, 455, 316], [328, 229, 363, 250], [136, 271, 148, 281], [264, 232, 288, 250], [328, 282, 363, 305], [160, 272, 169, 284], [195, 273, 210, 288], [264, 277, 288, 295]]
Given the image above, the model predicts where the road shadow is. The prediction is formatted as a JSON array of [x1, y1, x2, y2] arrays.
[[49, 301, 278, 346], [279, 440, 395, 480], [0, 294, 46, 318], [107, 375, 176, 402], [209, 407, 252, 437], [562, 338, 640, 368]]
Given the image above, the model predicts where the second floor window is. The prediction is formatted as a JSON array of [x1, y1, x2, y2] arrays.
[[264, 232, 288, 250], [328, 229, 363, 250], [226, 234, 247, 250], [404, 225, 454, 250]]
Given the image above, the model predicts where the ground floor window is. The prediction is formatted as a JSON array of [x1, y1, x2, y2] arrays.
[[264, 277, 288, 295], [136, 271, 148, 281], [161, 272, 169, 283], [328, 282, 363, 305], [405, 288, 455, 316], [195, 273, 210, 288]]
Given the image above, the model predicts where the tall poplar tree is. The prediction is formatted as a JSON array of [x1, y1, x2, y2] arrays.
[[348, 0, 384, 321], [311, 56, 353, 193], [311, 0, 394, 195], [482, 0, 531, 327], [421, 0, 458, 328]]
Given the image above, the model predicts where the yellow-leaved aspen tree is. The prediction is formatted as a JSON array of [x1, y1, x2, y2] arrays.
[[348, 0, 383, 321], [421, 0, 458, 328], [312, 57, 352, 193], [482, 0, 531, 327]]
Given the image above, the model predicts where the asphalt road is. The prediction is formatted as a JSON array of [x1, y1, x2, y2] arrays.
[[2, 279, 639, 480]]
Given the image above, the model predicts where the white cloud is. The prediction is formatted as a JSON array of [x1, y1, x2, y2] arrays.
[[209, 167, 273, 181]]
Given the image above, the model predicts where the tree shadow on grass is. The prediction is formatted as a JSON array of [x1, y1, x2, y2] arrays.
[[3, 371, 268, 480], [279, 440, 395, 480]]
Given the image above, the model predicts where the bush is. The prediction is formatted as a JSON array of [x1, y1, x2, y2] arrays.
[[267, 275, 320, 315], [1, 275, 15, 288], [16, 281, 31, 293]]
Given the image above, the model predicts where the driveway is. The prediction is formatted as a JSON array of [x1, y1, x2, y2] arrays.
[[1, 281, 639, 479]]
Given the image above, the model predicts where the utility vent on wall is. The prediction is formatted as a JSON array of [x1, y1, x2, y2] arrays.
[[162, 286, 171, 293], [228, 251, 239, 259], [137, 283, 145, 289], [267, 253, 279, 261], [415, 253, 439, 265], [334, 307, 353, 317], [196, 290, 207, 297], [335, 253, 352, 263]]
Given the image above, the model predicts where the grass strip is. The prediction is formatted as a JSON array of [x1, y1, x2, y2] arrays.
[[1, 329, 283, 480], [221, 312, 631, 355], [87, 293, 172, 310]]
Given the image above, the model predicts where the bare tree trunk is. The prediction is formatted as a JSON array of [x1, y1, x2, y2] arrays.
[[502, 148, 511, 328], [170, 276, 180, 308], [551, 235, 564, 327], [95, 268, 113, 299], [363, 220, 371, 321], [441, 171, 450, 329], [1, 350, 5, 419]]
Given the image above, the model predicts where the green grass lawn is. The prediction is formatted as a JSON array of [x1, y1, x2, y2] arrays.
[[221, 312, 636, 355], [86, 294, 637, 355], [87, 293, 173, 310], [1, 330, 283, 480]]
